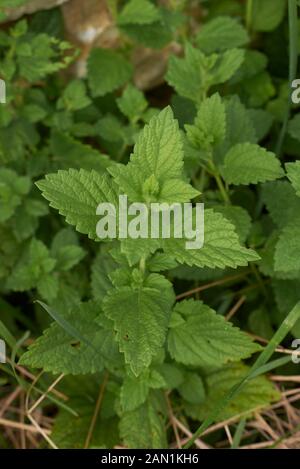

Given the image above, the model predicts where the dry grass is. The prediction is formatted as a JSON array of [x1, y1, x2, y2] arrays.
[[1, 363, 300, 449]]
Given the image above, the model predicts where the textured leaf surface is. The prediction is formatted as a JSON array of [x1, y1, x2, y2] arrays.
[[168, 300, 260, 367], [116, 84, 147, 122], [166, 43, 244, 103], [119, 391, 167, 448], [286, 161, 300, 197], [196, 16, 249, 53], [20, 302, 120, 374], [222, 143, 284, 185], [262, 181, 300, 229], [252, 0, 286, 32], [110, 107, 198, 203], [36, 169, 118, 239], [162, 209, 259, 269], [274, 220, 300, 274], [88, 49, 133, 97], [185, 363, 280, 421], [103, 274, 175, 376], [91, 249, 117, 302], [185, 93, 226, 150], [215, 96, 256, 163], [6, 238, 56, 292], [0, 168, 30, 222], [50, 130, 112, 172], [213, 205, 251, 243], [118, 0, 161, 26], [120, 369, 166, 411]]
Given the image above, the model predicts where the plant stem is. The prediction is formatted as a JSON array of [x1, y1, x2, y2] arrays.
[[214, 172, 231, 205], [208, 159, 231, 204], [176, 271, 250, 300], [275, 0, 298, 157], [139, 256, 146, 274], [246, 0, 253, 32]]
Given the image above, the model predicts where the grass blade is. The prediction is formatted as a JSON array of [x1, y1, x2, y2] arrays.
[[231, 416, 246, 448], [184, 301, 300, 448], [35, 300, 98, 353], [275, 0, 298, 156]]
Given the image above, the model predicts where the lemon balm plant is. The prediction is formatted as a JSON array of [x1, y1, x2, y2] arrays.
[[1, 0, 300, 449]]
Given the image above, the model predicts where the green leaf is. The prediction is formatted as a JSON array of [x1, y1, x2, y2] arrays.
[[168, 299, 260, 367], [20, 302, 118, 374], [117, 0, 161, 26], [37, 274, 59, 302], [272, 279, 300, 338], [25, 198, 49, 217], [215, 96, 256, 163], [96, 114, 132, 144], [54, 245, 86, 271], [109, 107, 198, 203], [116, 84, 148, 122], [248, 308, 274, 340], [252, 0, 286, 32], [57, 80, 91, 111], [288, 113, 300, 141], [16, 33, 71, 81], [185, 363, 280, 421], [147, 252, 178, 272], [185, 93, 226, 150], [0, 169, 30, 223], [196, 16, 249, 53], [286, 161, 300, 197], [213, 205, 251, 244], [211, 48, 245, 85], [91, 248, 118, 302], [162, 209, 259, 269], [185, 302, 300, 446], [241, 71, 276, 108], [178, 372, 205, 404], [248, 108, 274, 142], [230, 50, 267, 84], [118, 8, 180, 49], [120, 22, 171, 49], [274, 219, 300, 273], [119, 390, 167, 448], [36, 169, 119, 240], [158, 178, 200, 203], [222, 143, 284, 185], [262, 181, 300, 228], [121, 372, 150, 412], [50, 131, 112, 172], [51, 228, 86, 271], [51, 227, 78, 252], [120, 368, 166, 411], [103, 274, 175, 376], [6, 238, 56, 292], [273, 279, 300, 316], [166, 43, 244, 103], [122, 105, 183, 180], [156, 363, 183, 389], [87, 48, 133, 97], [21, 104, 47, 123]]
